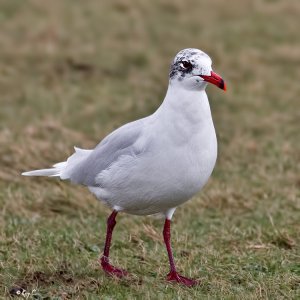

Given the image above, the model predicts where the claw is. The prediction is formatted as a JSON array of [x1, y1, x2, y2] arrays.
[[166, 271, 199, 287], [100, 257, 128, 278]]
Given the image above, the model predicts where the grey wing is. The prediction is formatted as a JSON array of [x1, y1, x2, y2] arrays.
[[69, 118, 145, 186]]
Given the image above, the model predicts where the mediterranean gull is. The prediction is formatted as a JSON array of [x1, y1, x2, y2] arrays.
[[22, 48, 226, 287]]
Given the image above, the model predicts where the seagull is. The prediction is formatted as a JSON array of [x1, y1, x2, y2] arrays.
[[22, 48, 226, 287]]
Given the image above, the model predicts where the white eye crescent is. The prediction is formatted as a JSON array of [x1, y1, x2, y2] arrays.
[[180, 61, 193, 69]]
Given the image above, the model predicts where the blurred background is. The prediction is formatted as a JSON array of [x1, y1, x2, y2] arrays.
[[0, 0, 299, 298]]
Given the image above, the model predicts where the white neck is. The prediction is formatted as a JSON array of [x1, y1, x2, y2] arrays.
[[154, 84, 213, 125], [151, 84, 215, 145]]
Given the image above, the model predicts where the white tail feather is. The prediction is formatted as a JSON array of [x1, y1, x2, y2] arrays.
[[22, 168, 63, 177], [22, 147, 92, 180]]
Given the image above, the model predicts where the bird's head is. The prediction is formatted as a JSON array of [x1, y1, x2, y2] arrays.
[[169, 48, 226, 92]]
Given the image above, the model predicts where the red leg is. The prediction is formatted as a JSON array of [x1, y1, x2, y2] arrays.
[[100, 210, 128, 278], [163, 219, 199, 287]]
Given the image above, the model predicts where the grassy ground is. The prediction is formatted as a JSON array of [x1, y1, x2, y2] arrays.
[[0, 0, 299, 299]]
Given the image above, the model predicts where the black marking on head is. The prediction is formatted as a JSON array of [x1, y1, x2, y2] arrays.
[[169, 48, 204, 80], [170, 60, 194, 80]]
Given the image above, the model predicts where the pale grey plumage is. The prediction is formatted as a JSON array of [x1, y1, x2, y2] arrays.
[[70, 118, 145, 186], [22, 48, 224, 217]]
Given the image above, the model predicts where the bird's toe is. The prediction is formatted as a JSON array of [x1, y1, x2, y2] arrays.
[[166, 271, 199, 287]]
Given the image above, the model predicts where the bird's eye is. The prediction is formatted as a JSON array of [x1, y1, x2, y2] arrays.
[[180, 61, 193, 70]]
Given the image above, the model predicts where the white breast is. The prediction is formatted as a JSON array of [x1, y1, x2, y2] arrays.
[[89, 88, 217, 215]]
